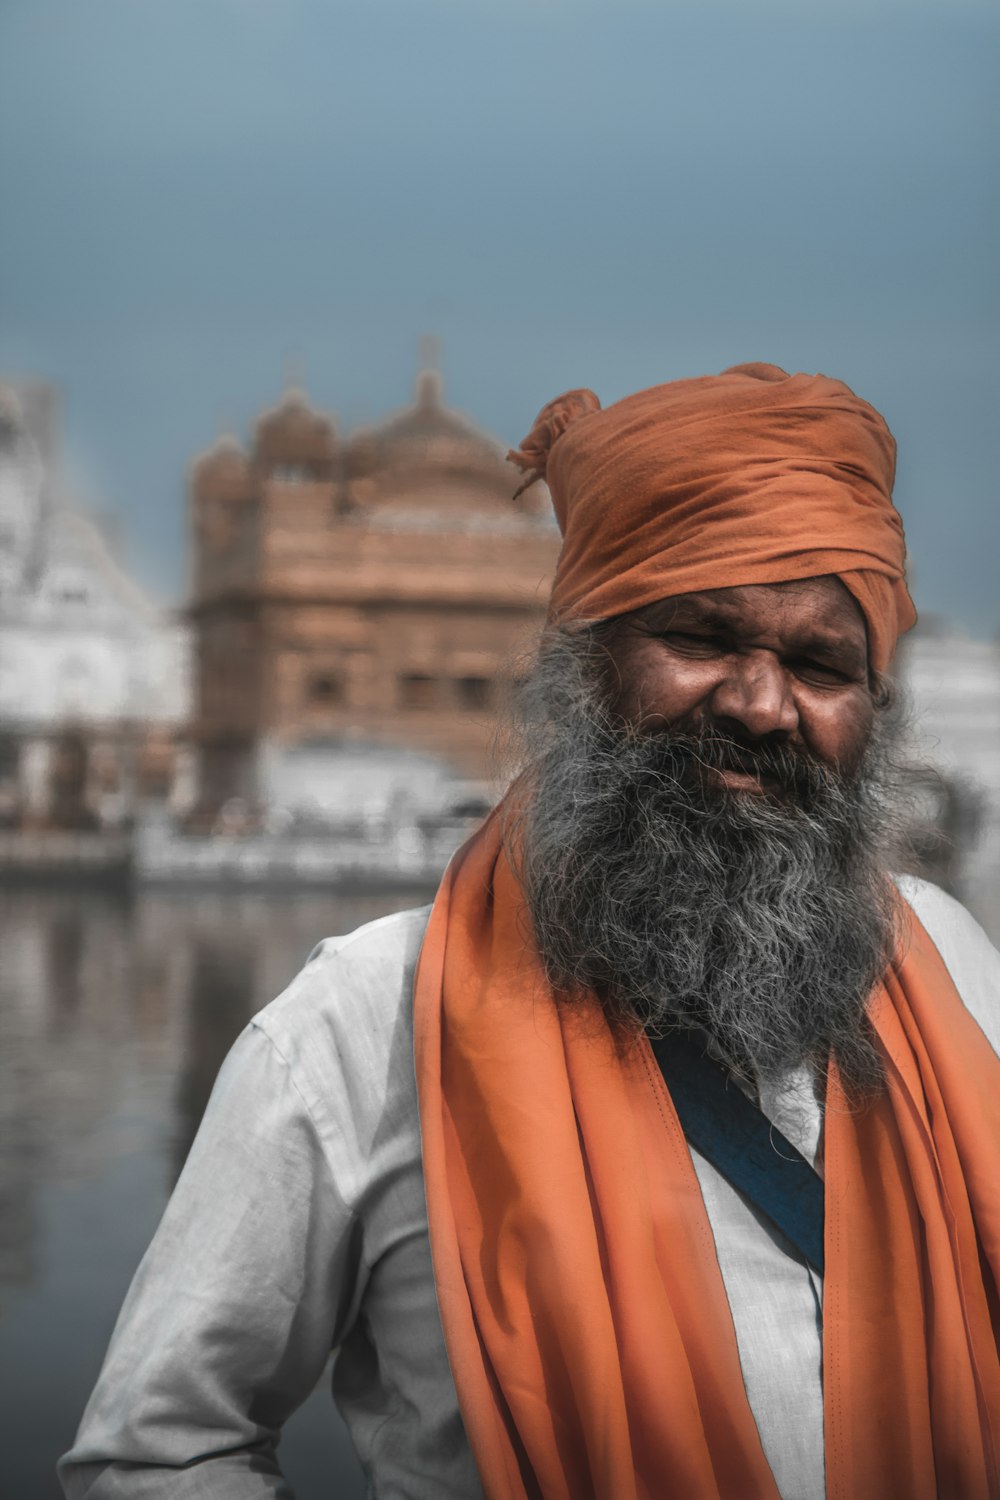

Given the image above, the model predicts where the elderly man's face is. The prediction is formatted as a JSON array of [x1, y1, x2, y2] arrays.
[[598, 575, 875, 783], [517, 579, 899, 1088]]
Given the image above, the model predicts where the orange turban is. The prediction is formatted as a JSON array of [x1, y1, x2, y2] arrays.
[[508, 362, 916, 673]]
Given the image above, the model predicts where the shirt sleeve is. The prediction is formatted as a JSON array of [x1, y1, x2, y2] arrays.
[[898, 875, 1000, 1055], [58, 1020, 364, 1500]]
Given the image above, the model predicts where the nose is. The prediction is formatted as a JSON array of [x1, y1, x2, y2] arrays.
[[707, 651, 799, 741]]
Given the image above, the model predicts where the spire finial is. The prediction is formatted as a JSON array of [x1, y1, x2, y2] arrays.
[[419, 333, 440, 374], [416, 335, 442, 407], [283, 352, 307, 402]]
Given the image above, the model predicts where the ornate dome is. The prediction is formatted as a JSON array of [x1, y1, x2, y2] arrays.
[[360, 367, 508, 470], [190, 434, 252, 500], [253, 387, 337, 477]]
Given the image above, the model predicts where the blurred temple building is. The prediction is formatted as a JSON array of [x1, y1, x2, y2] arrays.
[[897, 619, 1000, 931], [2, 370, 997, 915], [186, 367, 559, 831], [0, 381, 190, 835]]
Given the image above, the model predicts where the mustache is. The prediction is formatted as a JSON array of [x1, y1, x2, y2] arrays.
[[612, 725, 839, 804]]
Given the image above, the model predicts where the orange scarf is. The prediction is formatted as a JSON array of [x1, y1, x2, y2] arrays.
[[414, 814, 1000, 1499]]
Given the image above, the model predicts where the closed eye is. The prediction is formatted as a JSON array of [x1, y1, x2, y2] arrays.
[[789, 657, 855, 685], [659, 631, 727, 655]]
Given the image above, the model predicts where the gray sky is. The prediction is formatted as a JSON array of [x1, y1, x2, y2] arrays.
[[1, 0, 997, 633]]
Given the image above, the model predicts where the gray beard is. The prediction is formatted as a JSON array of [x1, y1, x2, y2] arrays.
[[510, 630, 905, 1100]]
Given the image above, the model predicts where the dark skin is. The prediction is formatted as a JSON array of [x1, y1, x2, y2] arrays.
[[597, 576, 876, 790]]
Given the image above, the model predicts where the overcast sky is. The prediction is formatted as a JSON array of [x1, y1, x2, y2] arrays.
[[1, 0, 996, 634]]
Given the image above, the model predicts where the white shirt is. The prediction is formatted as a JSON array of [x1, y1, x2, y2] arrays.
[[58, 876, 1000, 1500]]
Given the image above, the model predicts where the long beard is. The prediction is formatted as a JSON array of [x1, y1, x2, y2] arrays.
[[512, 638, 904, 1099]]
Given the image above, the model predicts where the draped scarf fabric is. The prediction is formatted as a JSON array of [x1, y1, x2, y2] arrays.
[[414, 813, 1000, 1499]]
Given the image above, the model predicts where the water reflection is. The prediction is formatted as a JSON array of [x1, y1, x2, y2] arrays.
[[0, 884, 435, 1500], [174, 933, 254, 1182]]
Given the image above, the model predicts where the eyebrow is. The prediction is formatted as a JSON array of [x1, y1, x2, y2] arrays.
[[647, 599, 869, 673]]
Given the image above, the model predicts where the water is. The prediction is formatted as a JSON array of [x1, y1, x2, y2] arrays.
[[0, 884, 438, 1500]]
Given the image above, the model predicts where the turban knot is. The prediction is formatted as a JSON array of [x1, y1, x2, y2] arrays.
[[509, 362, 916, 673], [508, 388, 602, 499]]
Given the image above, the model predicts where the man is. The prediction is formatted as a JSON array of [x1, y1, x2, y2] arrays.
[[61, 364, 1000, 1499]]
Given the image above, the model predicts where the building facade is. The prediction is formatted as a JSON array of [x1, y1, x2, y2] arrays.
[[898, 620, 1000, 935], [188, 371, 560, 826], [0, 382, 190, 832]]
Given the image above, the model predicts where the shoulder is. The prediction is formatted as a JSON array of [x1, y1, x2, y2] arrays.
[[895, 875, 1000, 1054], [256, 903, 432, 1051], [249, 904, 433, 1170]]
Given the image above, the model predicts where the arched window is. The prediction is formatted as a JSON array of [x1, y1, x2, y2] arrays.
[[456, 676, 491, 710], [308, 672, 344, 706], [399, 673, 437, 709]]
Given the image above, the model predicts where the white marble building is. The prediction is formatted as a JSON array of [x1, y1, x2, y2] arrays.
[[0, 382, 191, 827], [898, 621, 1000, 938]]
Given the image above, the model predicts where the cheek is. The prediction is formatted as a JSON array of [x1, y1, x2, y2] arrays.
[[609, 648, 710, 725], [809, 693, 875, 768]]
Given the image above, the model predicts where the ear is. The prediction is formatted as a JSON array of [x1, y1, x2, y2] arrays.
[[869, 671, 894, 711]]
